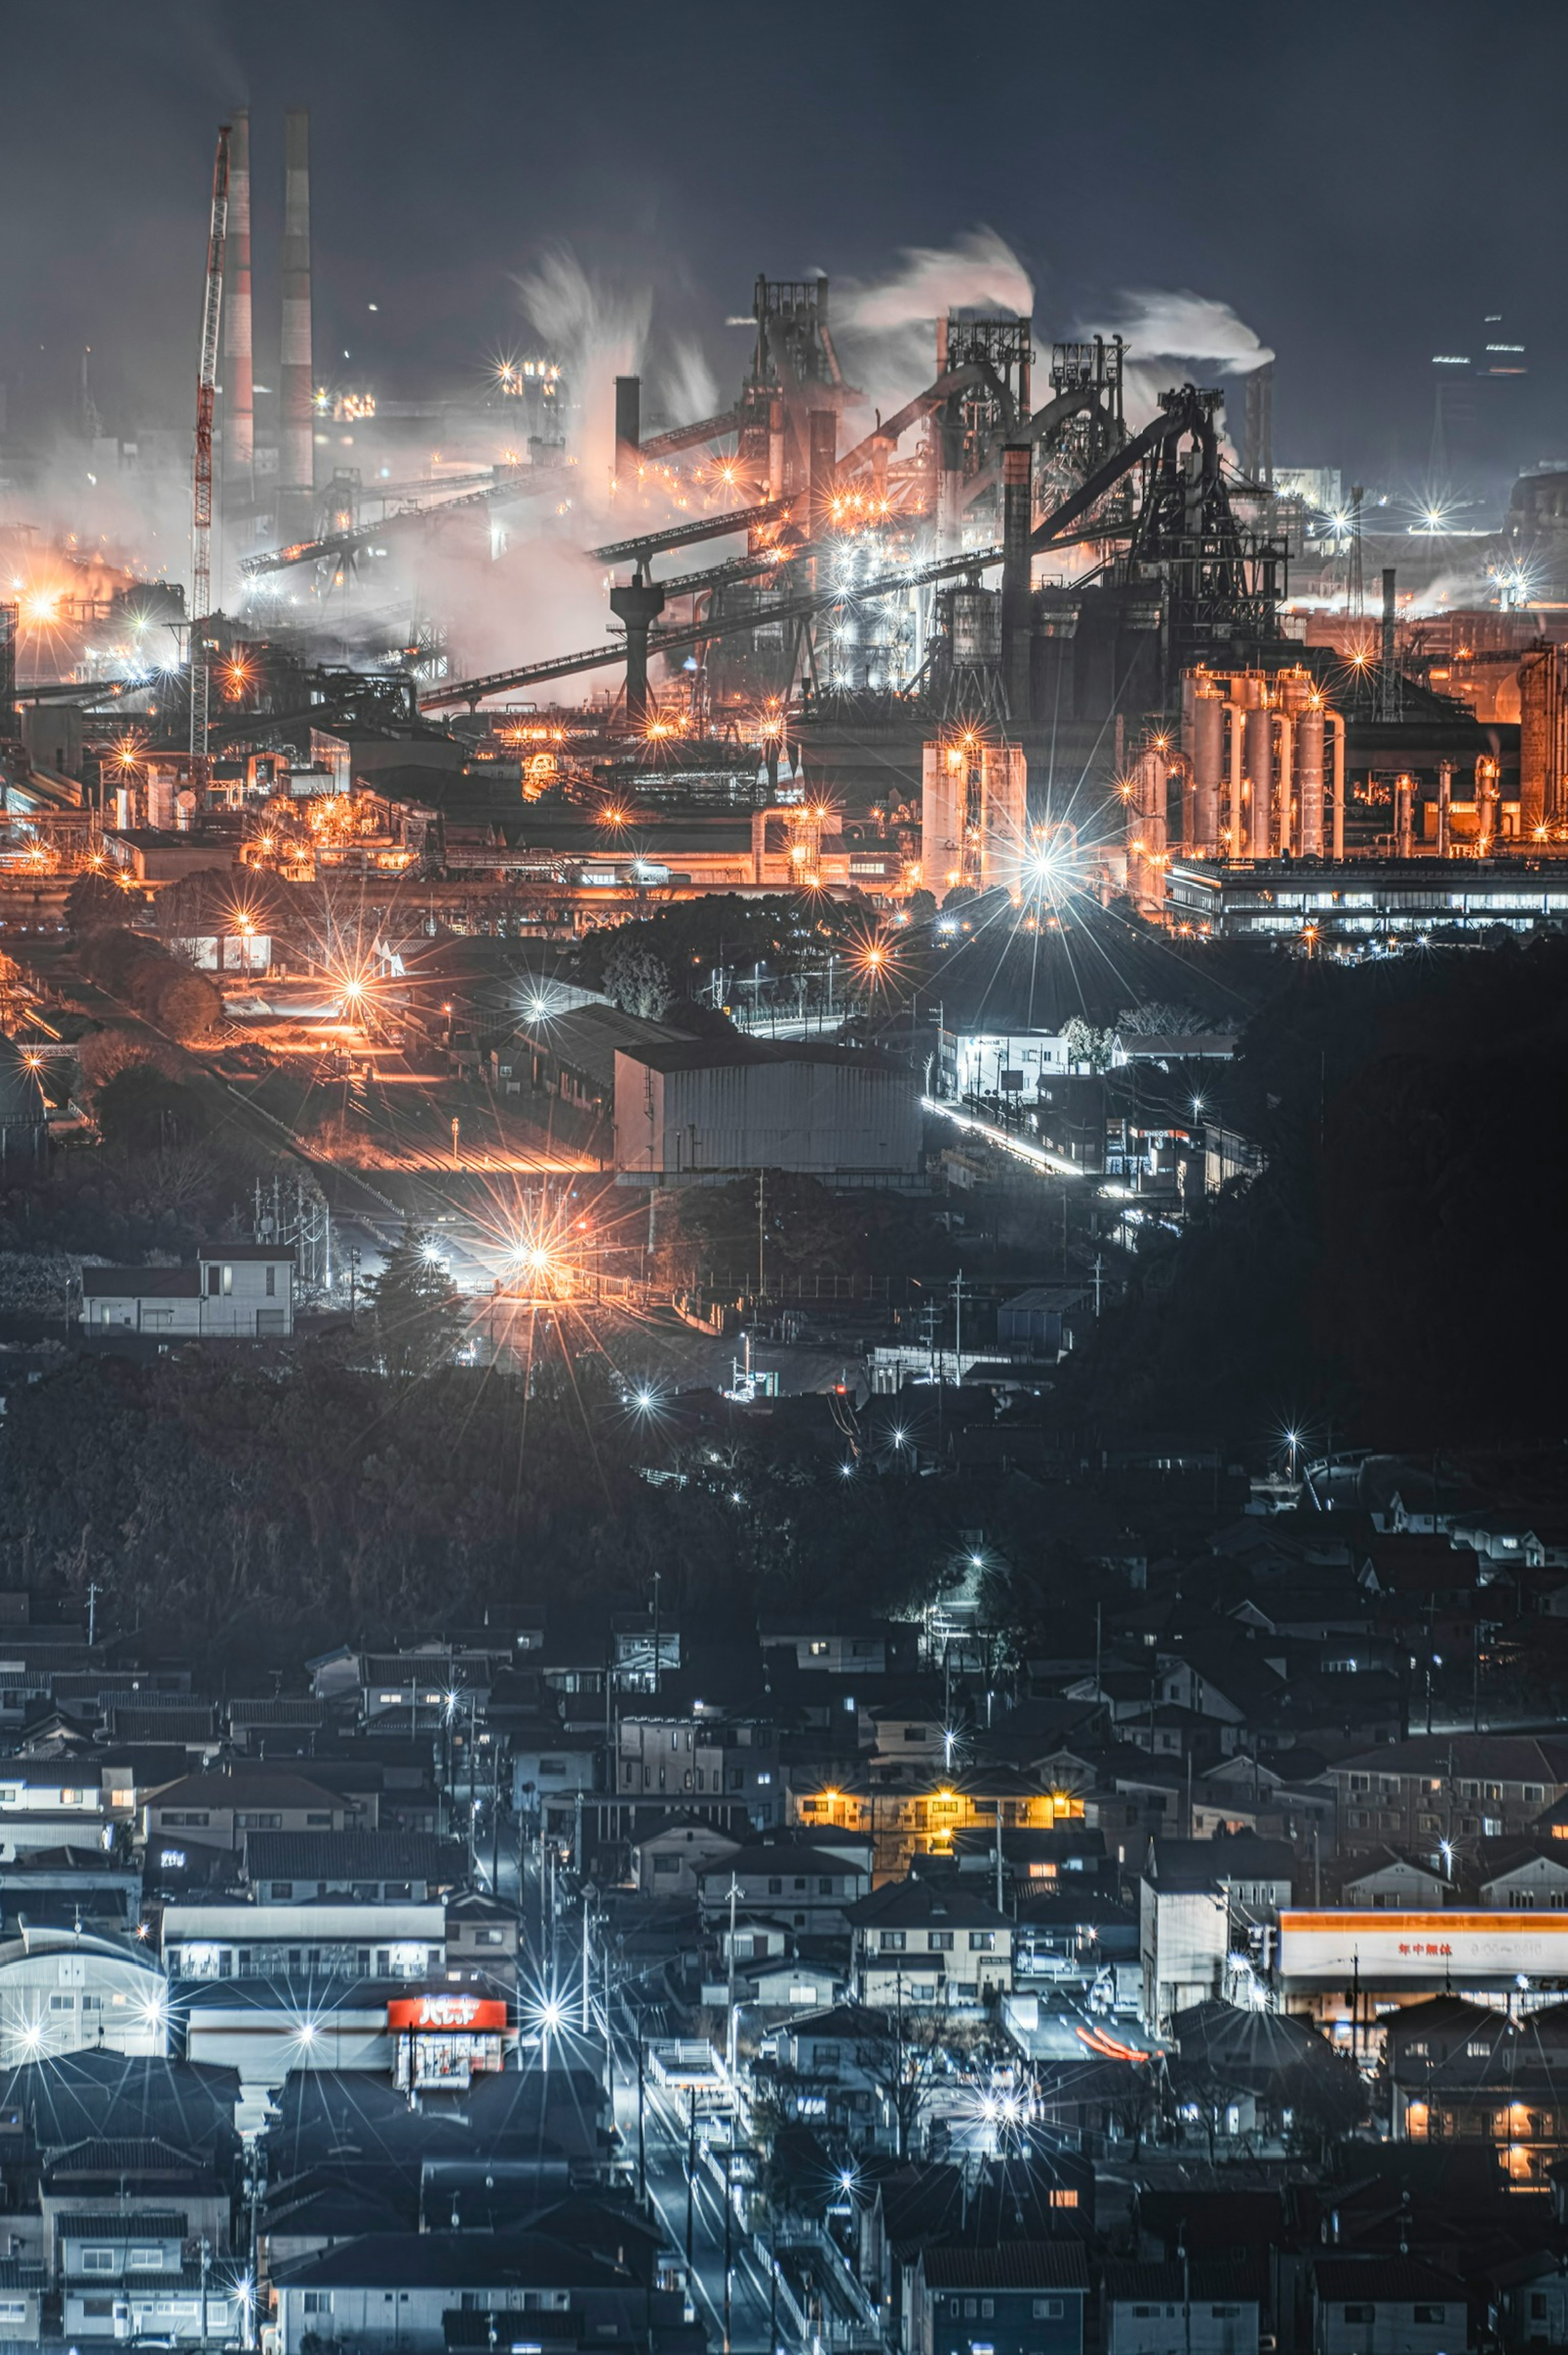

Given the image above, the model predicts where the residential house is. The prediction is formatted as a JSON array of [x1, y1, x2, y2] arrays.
[[1140, 1837, 1293, 2027], [1104, 2263, 1260, 2355], [272, 2230, 690, 2355], [847, 1880, 1013, 2009], [1309, 2257, 1472, 2355], [759, 1618, 919, 1676], [1341, 1851, 1452, 1909], [81, 1244, 295, 1339], [617, 1716, 779, 1831], [909, 2243, 1088, 2355], [241, 1832, 467, 1905], [445, 1893, 519, 1989], [144, 1771, 357, 1867], [1475, 1840, 1568, 1910], [631, 1818, 742, 1898], [1327, 1738, 1568, 1861], [697, 1842, 869, 1938], [791, 1768, 1082, 1883]]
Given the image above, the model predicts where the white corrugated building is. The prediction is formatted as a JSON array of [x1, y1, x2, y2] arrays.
[[614, 1037, 920, 1184]]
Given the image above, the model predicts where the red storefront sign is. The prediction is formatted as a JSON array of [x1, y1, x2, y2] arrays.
[[387, 1994, 508, 2031]]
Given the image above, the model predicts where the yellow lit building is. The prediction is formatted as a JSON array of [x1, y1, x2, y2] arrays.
[[790, 1767, 1083, 1884]]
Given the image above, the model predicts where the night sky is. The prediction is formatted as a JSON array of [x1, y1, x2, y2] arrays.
[[4, 0, 1566, 505]]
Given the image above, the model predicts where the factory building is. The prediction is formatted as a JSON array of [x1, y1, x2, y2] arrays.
[[613, 1037, 921, 1186], [1165, 859, 1568, 939]]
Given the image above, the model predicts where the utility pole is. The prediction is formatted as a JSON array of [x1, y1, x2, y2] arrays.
[[755, 1170, 766, 1305], [723, 2110, 735, 2355], [581, 1892, 592, 2034], [685, 2092, 697, 2274], [86, 1582, 99, 1649], [636, 2029, 647, 2203], [951, 1267, 964, 1376], [726, 1875, 739, 2077]]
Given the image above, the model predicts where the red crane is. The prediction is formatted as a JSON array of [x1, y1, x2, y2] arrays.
[[189, 124, 231, 775]]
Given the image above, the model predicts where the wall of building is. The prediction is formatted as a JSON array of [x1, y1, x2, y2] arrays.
[[615, 1053, 920, 1178]]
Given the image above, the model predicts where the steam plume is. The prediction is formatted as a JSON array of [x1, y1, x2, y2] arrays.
[[514, 247, 650, 498], [840, 227, 1033, 331]]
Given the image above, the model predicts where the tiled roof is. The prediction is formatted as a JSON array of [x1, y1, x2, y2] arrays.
[[920, 2241, 1089, 2291], [243, 1832, 467, 1884], [56, 2212, 187, 2239], [1313, 2258, 1464, 2302]]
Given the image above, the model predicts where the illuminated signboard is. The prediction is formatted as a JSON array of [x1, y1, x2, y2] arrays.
[[387, 1995, 508, 2032], [1279, 1911, 1568, 1982]]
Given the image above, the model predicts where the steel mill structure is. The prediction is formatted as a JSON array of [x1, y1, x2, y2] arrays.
[[16, 110, 1568, 946]]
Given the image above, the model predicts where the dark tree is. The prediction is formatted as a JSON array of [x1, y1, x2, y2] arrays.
[[365, 1232, 467, 1378]]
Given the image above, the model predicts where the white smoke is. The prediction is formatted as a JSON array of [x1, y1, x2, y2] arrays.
[[1091, 288, 1274, 375], [839, 227, 1033, 334], [835, 228, 1035, 424], [1077, 287, 1274, 439], [655, 340, 720, 433], [514, 247, 651, 502]]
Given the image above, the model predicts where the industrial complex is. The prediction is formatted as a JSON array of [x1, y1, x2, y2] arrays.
[[1, 106, 1566, 965]]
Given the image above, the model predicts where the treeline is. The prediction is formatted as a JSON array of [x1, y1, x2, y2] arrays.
[[1061, 936, 1568, 1450], [0, 1342, 1037, 1667], [76, 928, 223, 1043]]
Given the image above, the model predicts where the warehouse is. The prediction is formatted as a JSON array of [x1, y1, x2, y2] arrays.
[[613, 1037, 921, 1186]]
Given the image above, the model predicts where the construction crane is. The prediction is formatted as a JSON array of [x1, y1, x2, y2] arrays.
[[190, 123, 231, 777]]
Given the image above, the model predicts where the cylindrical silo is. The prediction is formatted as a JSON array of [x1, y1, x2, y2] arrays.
[[1192, 689, 1224, 852], [1296, 706, 1326, 857], [1244, 688, 1273, 859]]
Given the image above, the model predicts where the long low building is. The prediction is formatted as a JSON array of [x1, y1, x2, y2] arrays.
[[1166, 856, 1568, 939], [614, 1035, 922, 1185], [1278, 1907, 1568, 2042]]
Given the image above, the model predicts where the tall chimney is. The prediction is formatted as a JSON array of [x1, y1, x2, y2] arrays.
[[280, 107, 314, 532], [1001, 444, 1033, 726], [223, 108, 254, 521], [614, 376, 641, 487], [1379, 567, 1400, 723]]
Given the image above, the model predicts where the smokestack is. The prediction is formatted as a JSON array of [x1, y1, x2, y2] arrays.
[[614, 377, 640, 487], [280, 107, 314, 531], [1379, 567, 1399, 722], [808, 409, 837, 533], [1242, 362, 1274, 488], [1001, 444, 1033, 727], [224, 107, 254, 520]]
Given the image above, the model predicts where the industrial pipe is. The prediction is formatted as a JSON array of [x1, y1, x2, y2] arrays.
[[1243, 690, 1272, 859], [1328, 711, 1347, 859], [1224, 694, 1246, 856], [1477, 756, 1500, 852], [1272, 711, 1294, 856], [1395, 773, 1414, 860], [1437, 759, 1454, 857], [1296, 704, 1326, 859]]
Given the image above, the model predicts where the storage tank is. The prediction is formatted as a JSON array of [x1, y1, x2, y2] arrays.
[[1296, 705, 1326, 856], [1190, 690, 1225, 852]]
